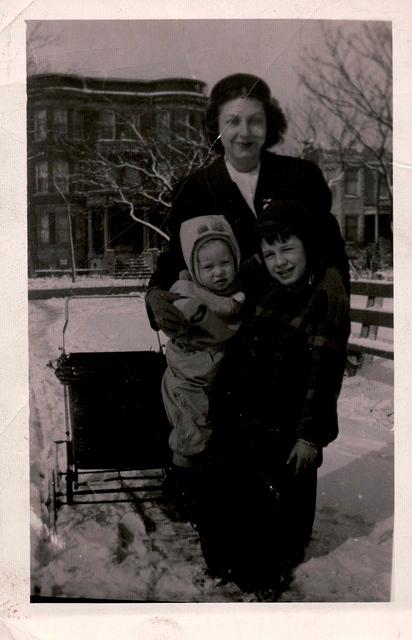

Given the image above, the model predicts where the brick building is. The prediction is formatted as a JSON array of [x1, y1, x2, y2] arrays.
[[27, 75, 392, 276], [303, 146, 392, 246], [27, 74, 207, 276]]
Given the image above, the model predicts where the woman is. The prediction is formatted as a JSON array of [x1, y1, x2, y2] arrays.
[[146, 73, 349, 334], [146, 73, 349, 591], [199, 200, 350, 594]]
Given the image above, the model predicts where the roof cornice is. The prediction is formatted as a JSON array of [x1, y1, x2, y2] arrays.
[[27, 73, 206, 97]]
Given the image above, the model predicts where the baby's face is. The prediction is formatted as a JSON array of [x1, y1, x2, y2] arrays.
[[197, 239, 236, 292], [261, 234, 307, 286]]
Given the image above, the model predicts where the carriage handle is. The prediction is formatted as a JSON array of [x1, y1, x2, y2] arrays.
[[62, 294, 164, 356]]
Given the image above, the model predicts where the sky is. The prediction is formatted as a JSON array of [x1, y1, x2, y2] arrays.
[[27, 19, 324, 99], [26, 19, 366, 138]]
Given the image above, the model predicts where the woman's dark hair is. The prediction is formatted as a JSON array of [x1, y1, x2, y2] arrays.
[[258, 200, 316, 264], [204, 73, 288, 153]]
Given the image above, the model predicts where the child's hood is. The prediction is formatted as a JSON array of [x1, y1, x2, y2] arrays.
[[179, 215, 241, 286]]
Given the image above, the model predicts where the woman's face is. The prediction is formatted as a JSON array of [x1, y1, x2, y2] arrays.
[[218, 97, 267, 172], [261, 235, 307, 286]]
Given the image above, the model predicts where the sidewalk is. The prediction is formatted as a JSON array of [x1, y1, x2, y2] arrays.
[[280, 358, 394, 601]]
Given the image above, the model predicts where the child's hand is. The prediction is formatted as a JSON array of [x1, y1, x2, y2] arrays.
[[231, 291, 246, 313], [232, 291, 246, 304], [286, 439, 320, 475], [178, 269, 191, 281]]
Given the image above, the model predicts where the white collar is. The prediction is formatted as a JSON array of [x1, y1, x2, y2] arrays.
[[224, 157, 260, 216], [224, 157, 260, 179]]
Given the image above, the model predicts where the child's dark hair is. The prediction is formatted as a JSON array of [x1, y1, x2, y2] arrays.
[[257, 200, 315, 262]]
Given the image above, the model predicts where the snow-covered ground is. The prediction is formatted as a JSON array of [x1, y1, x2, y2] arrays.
[[28, 268, 394, 291], [29, 275, 149, 290], [29, 294, 393, 602]]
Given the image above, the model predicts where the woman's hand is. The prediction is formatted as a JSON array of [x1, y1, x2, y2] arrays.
[[145, 287, 187, 336], [287, 439, 320, 475]]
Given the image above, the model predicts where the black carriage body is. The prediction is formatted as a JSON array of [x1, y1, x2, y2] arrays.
[[57, 350, 170, 470]]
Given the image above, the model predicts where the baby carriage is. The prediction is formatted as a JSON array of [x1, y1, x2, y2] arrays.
[[46, 294, 171, 525]]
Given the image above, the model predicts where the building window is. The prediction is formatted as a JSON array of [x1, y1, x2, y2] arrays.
[[379, 214, 392, 239], [364, 214, 376, 244], [345, 215, 359, 242], [38, 211, 55, 244], [134, 113, 141, 130], [170, 110, 198, 138], [72, 162, 86, 192], [34, 109, 47, 141], [170, 110, 187, 136], [56, 210, 69, 243], [72, 111, 84, 139], [344, 167, 359, 197], [140, 112, 153, 136], [53, 159, 69, 193], [98, 111, 115, 140], [74, 212, 84, 242], [364, 168, 391, 204], [379, 177, 390, 200], [170, 110, 180, 131], [81, 110, 95, 140], [35, 160, 48, 193], [187, 110, 198, 130], [157, 110, 170, 142], [364, 167, 377, 205], [118, 113, 139, 140], [38, 210, 69, 245], [120, 164, 140, 187], [53, 109, 68, 137]]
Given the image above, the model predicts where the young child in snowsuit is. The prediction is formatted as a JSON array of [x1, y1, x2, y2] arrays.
[[196, 200, 350, 593], [161, 214, 245, 470]]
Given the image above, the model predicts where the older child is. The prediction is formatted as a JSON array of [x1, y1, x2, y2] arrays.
[[161, 214, 244, 471], [198, 200, 349, 594]]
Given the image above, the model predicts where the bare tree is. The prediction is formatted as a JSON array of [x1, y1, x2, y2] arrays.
[[298, 22, 392, 203], [66, 112, 211, 245], [26, 22, 62, 76]]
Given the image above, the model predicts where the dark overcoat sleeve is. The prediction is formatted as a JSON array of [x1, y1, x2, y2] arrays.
[[296, 291, 350, 446]]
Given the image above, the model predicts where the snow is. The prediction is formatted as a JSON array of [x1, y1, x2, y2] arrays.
[[29, 294, 393, 602], [29, 275, 150, 290]]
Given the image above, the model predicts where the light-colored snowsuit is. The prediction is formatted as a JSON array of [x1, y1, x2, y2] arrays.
[[161, 215, 244, 467]]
